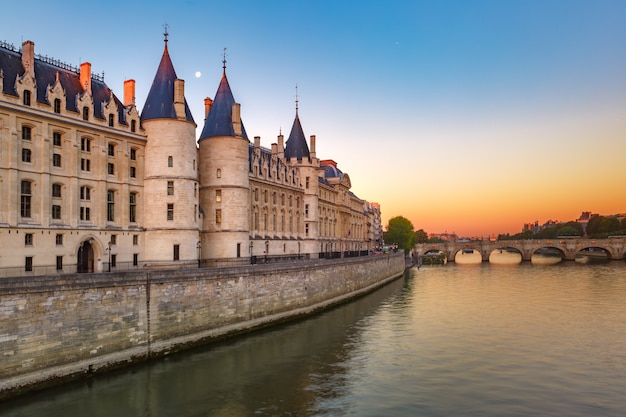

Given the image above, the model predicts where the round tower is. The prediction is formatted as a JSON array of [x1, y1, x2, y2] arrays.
[[198, 62, 250, 260], [141, 34, 199, 266]]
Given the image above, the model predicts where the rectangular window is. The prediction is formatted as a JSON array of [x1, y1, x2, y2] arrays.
[[54, 99, 61, 114], [81, 137, 90, 152], [129, 193, 137, 222], [107, 190, 115, 222], [173, 244, 180, 261], [56, 234, 63, 246], [108, 163, 115, 175], [56, 256, 63, 271], [306, 223, 309, 236], [53, 132, 62, 146], [53, 153, 62, 167], [130, 166, 136, 178], [52, 204, 61, 219], [25, 233, 33, 246], [22, 148, 31, 163], [21, 181, 31, 217], [216, 168, 221, 178], [80, 206, 91, 221], [133, 253, 138, 266], [215, 189, 222, 202], [167, 181, 174, 195], [80, 186, 91, 200], [168, 156, 173, 167], [111, 254, 117, 268], [52, 183, 62, 198], [130, 148, 136, 160], [306, 176, 310, 189], [110, 234, 117, 245], [305, 204, 309, 217], [133, 234, 139, 245], [81, 158, 91, 171], [216, 208, 222, 224], [22, 126, 31, 140], [25, 257, 33, 272], [108, 143, 115, 156], [167, 203, 174, 221], [82, 107, 89, 120]]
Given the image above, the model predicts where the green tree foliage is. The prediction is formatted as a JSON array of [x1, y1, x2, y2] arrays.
[[414, 229, 429, 243], [586, 215, 624, 238], [384, 216, 416, 252]]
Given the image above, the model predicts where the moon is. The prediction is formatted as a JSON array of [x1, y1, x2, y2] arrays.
[[194, 71, 202, 78]]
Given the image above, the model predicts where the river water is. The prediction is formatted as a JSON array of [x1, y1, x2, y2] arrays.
[[3, 262, 626, 417]]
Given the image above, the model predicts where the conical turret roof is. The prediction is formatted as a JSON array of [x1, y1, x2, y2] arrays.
[[200, 68, 248, 139], [141, 40, 194, 122], [284, 110, 310, 161]]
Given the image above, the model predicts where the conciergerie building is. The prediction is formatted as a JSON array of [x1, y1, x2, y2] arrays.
[[0, 34, 383, 276]]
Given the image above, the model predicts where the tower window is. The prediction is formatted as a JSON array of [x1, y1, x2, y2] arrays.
[[167, 181, 174, 196], [25, 233, 33, 246], [215, 189, 221, 202], [21, 181, 32, 217], [54, 98, 61, 113], [173, 244, 180, 261], [108, 114, 114, 127], [107, 190, 115, 222], [81, 137, 91, 152], [52, 204, 62, 219], [108, 143, 115, 156], [216, 209, 222, 225], [52, 183, 62, 198], [131, 120, 136, 132], [168, 156, 173, 167], [167, 203, 174, 221], [53, 153, 62, 167], [129, 192, 137, 223], [23, 90, 31, 106], [82, 107, 89, 120], [22, 148, 32, 163], [53, 132, 62, 146], [130, 148, 137, 160]]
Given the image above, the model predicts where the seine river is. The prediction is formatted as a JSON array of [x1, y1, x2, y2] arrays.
[[3, 262, 626, 416]]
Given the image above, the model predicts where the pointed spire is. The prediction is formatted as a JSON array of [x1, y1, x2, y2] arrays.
[[141, 29, 194, 122], [284, 88, 310, 161]]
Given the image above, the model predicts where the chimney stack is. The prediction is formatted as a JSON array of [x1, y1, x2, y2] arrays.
[[232, 103, 242, 137], [80, 62, 92, 95], [278, 134, 284, 159], [21, 41, 35, 79], [204, 97, 213, 119], [174, 79, 185, 119], [123, 79, 135, 106], [310, 135, 316, 159]]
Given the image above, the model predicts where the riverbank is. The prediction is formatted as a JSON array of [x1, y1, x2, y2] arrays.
[[0, 253, 405, 400]]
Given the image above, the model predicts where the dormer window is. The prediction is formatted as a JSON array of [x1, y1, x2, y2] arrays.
[[23, 90, 31, 106], [131, 120, 136, 132], [108, 114, 114, 127], [82, 107, 89, 121], [54, 98, 61, 113]]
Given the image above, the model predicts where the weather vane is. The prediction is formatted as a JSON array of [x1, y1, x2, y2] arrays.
[[295, 84, 299, 113], [222, 48, 228, 71], [163, 23, 169, 43]]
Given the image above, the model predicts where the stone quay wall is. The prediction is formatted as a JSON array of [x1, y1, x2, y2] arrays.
[[0, 253, 405, 398]]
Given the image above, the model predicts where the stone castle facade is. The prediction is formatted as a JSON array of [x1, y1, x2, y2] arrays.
[[0, 37, 383, 275]]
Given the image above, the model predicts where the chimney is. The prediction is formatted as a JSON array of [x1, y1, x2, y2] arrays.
[[204, 97, 213, 119], [271, 143, 278, 156], [123, 79, 136, 106], [254, 136, 260, 149], [80, 62, 92, 95], [232, 103, 242, 137], [310, 135, 316, 159], [278, 134, 284, 159], [174, 79, 185, 119], [21, 41, 35, 79]]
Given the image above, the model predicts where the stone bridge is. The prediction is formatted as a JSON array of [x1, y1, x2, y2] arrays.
[[414, 238, 626, 262]]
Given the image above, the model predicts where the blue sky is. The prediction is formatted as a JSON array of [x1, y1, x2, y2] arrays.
[[3, 0, 625, 236]]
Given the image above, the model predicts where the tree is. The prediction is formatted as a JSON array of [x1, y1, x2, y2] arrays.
[[414, 229, 429, 243], [384, 216, 415, 253]]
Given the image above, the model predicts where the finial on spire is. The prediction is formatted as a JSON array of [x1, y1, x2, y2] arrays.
[[222, 48, 228, 73], [295, 84, 299, 114], [163, 23, 169, 44]]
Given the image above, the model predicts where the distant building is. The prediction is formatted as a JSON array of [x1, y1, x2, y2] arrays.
[[0, 36, 382, 275]]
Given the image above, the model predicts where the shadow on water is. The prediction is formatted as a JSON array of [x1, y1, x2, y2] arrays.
[[2, 270, 412, 417]]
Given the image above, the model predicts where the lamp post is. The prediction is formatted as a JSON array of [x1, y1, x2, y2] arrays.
[[249, 241, 254, 264], [107, 241, 112, 272], [265, 240, 269, 263], [197, 241, 202, 268]]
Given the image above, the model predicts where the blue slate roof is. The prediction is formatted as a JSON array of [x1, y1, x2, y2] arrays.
[[0, 43, 127, 124], [321, 163, 344, 179], [140, 42, 194, 122], [200, 70, 248, 139], [284, 111, 310, 161]]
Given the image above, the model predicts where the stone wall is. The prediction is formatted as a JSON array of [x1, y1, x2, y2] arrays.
[[0, 253, 405, 398]]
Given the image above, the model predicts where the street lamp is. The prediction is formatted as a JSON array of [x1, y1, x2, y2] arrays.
[[265, 240, 269, 263], [196, 241, 202, 268], [249, 241, 254, 264]]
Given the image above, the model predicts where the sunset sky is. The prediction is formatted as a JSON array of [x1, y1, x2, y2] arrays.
[[3, 0, 625, 237]]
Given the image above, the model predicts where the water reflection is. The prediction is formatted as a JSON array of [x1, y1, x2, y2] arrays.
[[4, 263, 626, 417]]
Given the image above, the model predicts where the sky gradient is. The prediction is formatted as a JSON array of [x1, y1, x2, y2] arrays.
[[3, 0, 625, 237]]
